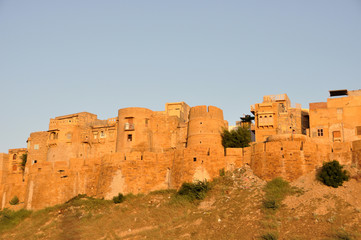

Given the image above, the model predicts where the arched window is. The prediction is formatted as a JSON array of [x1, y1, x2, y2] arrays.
[[13, 154, 17, 160], [50, 132, 58, 140], [100, 131, 105, 138]]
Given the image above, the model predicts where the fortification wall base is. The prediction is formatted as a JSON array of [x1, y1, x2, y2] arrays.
[[1, 138, 360, 210]]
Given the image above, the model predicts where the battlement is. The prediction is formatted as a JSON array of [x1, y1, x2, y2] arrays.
[[49, 112, 98, 129], [263, 94, 290, 103], [189, 105, 224, 120]]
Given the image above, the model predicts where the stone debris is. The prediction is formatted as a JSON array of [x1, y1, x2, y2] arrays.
[[231, 164, 266, 190]]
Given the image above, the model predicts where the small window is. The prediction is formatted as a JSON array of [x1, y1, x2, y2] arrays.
[[32, 160, 37, 165], [13, 154, 17, 160], [193, 157, 197, 162], [50, 132, 57, 140], [145, 118, 149, 127], [93, 132, 98, 139], [100, 131, 105, 138], [333, 131, 341, 142], [127, 134, 132, 142], [356, 126, 361, 136], [66, 132, 72, 139], [34, 144, 39, 150], [125, 117, 134, 124], [317, 129, 323, 137]]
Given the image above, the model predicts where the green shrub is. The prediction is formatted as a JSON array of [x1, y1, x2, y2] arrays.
[[0, 208, 32, 232], [149, 189, 177, 195], [332, 228, 359, 240], [263, 200, 278, 210], [9, 196, 19, 205], [317, 160, 349, 188], [177, 180, 210, 202], [113, 193, 125, 204], [259, 232, 278, 240], [20, 153, 27, 171], [263, 177, 292, 210], [66, 194, 88, 203], [64, 194, 112, 210], [221, 126, 251, 148], [219, 168, 225, 177]]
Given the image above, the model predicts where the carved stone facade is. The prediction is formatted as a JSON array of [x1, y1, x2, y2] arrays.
[[251, 94, 309, 142]]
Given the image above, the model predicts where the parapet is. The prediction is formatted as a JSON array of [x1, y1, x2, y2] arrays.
[[263, 94, 290, 103], [189, 105, 224, 120], [118, 107, 153, 117], [309, 102, 327, 110], [266, 134, 309, 142]]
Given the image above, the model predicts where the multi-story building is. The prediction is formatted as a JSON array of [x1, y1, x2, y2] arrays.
[[309, 89, 361, 143], [251, 94, 309, 142]]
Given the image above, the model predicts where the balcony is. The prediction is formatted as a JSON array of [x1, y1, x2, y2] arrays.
[[124, 123, 135, 131], [81, 136, 90, 143]]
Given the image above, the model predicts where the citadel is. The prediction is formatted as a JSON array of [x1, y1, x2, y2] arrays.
[[1, 89, 361, 210]]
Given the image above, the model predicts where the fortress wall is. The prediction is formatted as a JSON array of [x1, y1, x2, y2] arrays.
[[27, 132, 48, 164], [242, 147, 252, 164], [250, 139, 330, 181], [179, 146, 226, 184], [352, 140, 361, 168], [329, 142, 353, 165], [149, 114, 180, 151], [225, 148, 243, 171], [0, 153, 9, 185], [2, 138, 359, 210], [12, 151, 176, 209], [1, 179, 27, 210]]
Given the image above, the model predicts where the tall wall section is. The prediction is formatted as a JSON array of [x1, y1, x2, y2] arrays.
[[352, 140, 361, 168], [0, 150, 179, 210], [249, 135, 329, 181]]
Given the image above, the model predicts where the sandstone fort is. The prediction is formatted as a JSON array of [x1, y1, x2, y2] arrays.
[[1, 89, 361, 210]]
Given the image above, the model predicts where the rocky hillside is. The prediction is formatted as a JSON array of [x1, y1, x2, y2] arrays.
[[0, 165, 360, 240]]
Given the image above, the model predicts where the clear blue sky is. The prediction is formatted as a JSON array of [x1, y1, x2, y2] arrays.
[[1, 0, 360, 152]]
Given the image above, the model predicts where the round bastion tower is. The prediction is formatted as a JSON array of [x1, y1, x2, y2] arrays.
[[187, 105, 226, 148], [116, 107, 153, 153]]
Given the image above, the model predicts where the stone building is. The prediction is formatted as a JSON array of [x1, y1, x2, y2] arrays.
[[309, 89, 361, 143], [251, 94, 309, 142]]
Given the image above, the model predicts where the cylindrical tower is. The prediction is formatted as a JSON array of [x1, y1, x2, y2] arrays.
[[187, 105, 225, 147], [116, 107, 153, 153]]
